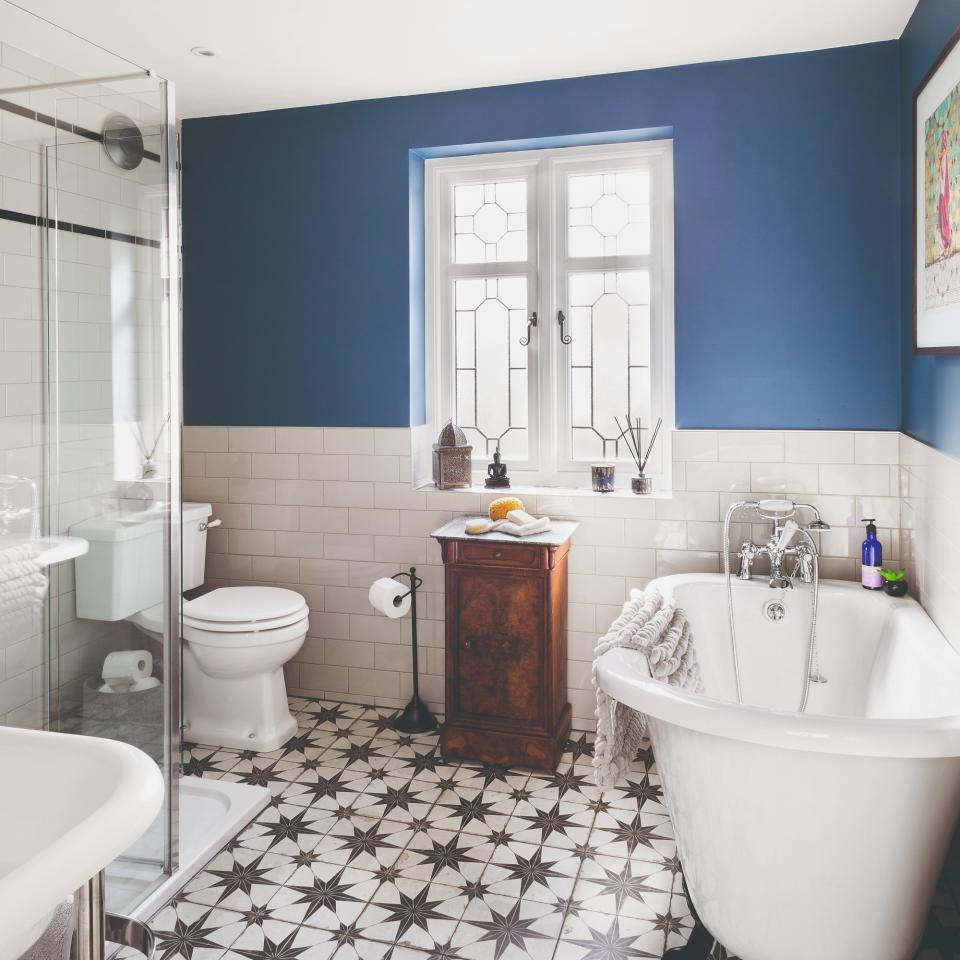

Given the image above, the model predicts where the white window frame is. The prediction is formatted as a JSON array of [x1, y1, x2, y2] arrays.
[[423, 140, 674, 490]]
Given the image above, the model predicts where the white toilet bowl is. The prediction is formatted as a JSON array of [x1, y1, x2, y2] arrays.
[[134, 585, 308, 752]]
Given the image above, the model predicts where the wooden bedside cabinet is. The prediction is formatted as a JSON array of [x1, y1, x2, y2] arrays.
[[431, 518, 579, 770]]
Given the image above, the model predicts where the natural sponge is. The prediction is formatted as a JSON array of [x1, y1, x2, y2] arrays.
[[488, 496, 525, 521]]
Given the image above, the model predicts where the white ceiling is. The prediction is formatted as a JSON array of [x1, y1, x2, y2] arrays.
[[11, 0, 917, 119]]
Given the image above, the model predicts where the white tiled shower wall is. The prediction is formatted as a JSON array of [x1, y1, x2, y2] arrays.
[[184, 426, 906, 731], [0, 41, 168, 726]]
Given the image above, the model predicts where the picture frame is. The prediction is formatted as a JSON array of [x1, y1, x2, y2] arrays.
[[914, 24, 960, 355]]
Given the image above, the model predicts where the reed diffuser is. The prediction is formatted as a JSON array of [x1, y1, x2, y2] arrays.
[[615, 414, 662, 495]]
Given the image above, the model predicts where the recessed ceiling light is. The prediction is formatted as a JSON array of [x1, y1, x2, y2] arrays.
[[190, 46, 217, 58]]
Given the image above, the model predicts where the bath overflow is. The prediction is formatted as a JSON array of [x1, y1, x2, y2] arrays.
[[764, 599, 787, 622]]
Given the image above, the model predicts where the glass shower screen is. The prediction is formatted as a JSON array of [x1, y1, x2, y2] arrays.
[[44, 75, 181, 913]]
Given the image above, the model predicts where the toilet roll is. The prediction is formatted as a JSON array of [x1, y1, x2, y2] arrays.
[[368, 577, 411, 618], [102, 649, 152, 682]]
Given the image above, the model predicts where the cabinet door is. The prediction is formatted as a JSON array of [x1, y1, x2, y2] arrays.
[[451, 568, 546, 729]]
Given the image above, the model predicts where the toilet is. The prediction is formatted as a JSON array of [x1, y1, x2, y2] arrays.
[[72, 501, 308, 752]]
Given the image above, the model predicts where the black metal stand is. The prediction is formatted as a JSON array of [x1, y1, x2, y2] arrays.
[[391, 567, 439, 734]]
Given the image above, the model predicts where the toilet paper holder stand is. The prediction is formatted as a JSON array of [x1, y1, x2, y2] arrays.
[[390, 567, 438, 734]]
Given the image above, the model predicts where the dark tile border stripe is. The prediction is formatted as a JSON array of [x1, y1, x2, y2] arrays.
[[0, 97, 161, 163], [0, 206, 161, 248]]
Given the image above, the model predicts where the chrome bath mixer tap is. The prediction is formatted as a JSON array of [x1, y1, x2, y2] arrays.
[[736, 500, 831, 588]]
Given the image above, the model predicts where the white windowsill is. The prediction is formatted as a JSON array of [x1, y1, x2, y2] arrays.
[[415, 480, 674, 500]]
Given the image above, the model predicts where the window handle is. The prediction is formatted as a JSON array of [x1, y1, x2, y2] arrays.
[[519, 311, 537, 346], [557, 309, 572, 345]]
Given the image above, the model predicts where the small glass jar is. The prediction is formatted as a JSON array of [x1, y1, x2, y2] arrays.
[[631, 474, 653, 495], [591, 463, 615, 493]]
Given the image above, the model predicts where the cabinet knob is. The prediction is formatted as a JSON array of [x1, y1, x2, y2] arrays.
[[464, 639, 472, 649], [493, 550, 503, 559]]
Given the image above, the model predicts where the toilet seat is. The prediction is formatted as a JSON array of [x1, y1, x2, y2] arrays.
[[184, 586, 308, 634], [133, 586, 309, 640]]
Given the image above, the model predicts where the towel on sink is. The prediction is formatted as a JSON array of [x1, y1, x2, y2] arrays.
[[592, 587, 703, 789], [0, 542, 47, 637]]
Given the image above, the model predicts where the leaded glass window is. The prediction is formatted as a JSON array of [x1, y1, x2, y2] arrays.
[[568, 270, 650, 461], [454, 180, 527, 264], [454, 276, 529, 460], [426, 141, 672, 487]]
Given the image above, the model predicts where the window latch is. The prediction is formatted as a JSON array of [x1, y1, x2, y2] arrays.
[[519, 311, 537, 346], [557, 309, 572, 345]]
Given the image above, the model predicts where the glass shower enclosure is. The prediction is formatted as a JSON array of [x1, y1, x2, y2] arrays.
[[43, 74, 182, 912], [0, 3, 181, 915]]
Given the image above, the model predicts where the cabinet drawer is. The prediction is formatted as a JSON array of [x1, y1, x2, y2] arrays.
[[457, 540, 540, 568]]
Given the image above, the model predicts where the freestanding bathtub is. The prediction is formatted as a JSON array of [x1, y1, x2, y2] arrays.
[[595, 573, 960, 960]]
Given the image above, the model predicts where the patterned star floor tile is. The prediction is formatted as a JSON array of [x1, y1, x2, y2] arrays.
[[556, 909, 666, 959], [353, 776, 441, 824], [330, 937, 433, 959], [260, 728, 344, 763], [277, 765, 370, 810], [481, 841, 580, 904], [380, 748, 461, 786], [180, 847, 297, 913], [149, 901, 248, 960], [430, 788, 518, 838], [526, 764, 600, 806], [221, 757, 306, 797], [181, 746, 243, 780], [349, 716, 403, 741], [451, 893, 564, 960], [312, 816, 414, 871], [236, 802, 337, 857], [390, 733, 442, 756], [220, 916, 337, 959], [560, 732, 597, 766], [589, 809, 675, 861], [600, 770, 668, 817], [399, 828, 494, 885], [143, 698, 959, 960], [266, 861, 381, 931], [321, 736, 402, 773], [571, 854, 673, 918], [503, 797, 595, 850], [454, 761, 531, 795], [354, 877, 467, 951]]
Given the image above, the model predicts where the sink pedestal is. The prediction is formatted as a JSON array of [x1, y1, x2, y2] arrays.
[[72, 872, 155, 960]]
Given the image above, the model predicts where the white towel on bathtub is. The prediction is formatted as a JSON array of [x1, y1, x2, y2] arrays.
[[592, 587, 703, 789]]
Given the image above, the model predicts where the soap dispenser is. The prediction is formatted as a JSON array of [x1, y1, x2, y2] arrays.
[[861, 519, 883, 590]]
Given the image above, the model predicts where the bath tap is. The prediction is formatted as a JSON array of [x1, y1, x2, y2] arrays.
[[736, 502, 830, 588]]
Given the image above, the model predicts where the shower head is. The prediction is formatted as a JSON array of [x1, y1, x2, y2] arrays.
[[756, 499, 796, 520], [102, 113, 145, 171]]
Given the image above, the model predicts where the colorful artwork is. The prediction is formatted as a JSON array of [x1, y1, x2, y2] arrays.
[[923, 82, 960, 310]]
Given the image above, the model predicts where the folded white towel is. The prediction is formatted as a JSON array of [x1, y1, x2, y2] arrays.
[[498, 515, 551, 537]]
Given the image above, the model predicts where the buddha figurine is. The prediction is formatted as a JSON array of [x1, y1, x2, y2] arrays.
[[484, 446, 510, 488]]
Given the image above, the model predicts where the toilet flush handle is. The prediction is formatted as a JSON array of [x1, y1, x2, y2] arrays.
[[199, 518, 221, 531]]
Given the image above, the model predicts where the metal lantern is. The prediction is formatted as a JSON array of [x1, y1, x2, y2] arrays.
[[432, 421, 472, 489]]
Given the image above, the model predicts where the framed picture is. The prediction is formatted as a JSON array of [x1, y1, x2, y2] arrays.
[[914, 25, 960, 354]]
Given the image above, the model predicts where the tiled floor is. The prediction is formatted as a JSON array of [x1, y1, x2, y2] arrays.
[[143, 696, 960, 960]]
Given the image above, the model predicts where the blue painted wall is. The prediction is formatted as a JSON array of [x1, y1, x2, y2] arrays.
[[901, 0, 960, 458], [182, 42, 901, 428]]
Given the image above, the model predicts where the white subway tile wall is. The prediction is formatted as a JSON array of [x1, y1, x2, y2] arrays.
[[185, 427, 904, 731], [0, 42, 169, 727], [901, 434, 960, 654]]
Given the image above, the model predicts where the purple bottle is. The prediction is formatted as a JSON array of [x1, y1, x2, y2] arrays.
[[861, 519, 883, 590]]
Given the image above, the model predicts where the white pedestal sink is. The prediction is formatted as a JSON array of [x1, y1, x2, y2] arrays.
[[0, 727, 164, 960]]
